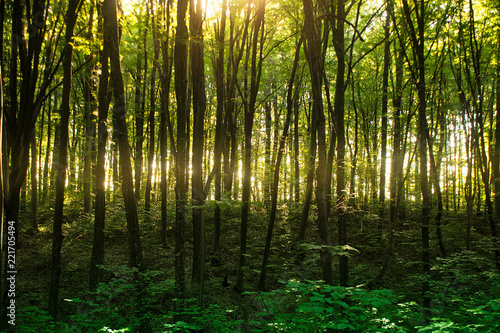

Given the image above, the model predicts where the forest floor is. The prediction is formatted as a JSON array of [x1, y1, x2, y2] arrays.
[[12, 198, 500, 332]]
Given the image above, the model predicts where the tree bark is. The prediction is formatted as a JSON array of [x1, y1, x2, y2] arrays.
[[212, 0, 228, 253], [234, 0, 265, 293], [30, 131, 38, 232], [174, 0, 189, 299], [332, 0, 348, 287], [89, 0, 112, 292], [190, 0, 206, 305], [49, 0, 81, 319], [259, 38, 301, 290], [145, 0, 160, 219], [402, 0, 431, 310], [105, 0, 144, 270]]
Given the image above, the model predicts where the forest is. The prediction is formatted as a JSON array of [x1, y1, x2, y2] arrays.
[[1, 0, 500, 331]]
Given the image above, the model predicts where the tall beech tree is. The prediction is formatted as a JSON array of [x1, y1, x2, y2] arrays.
[[104, 0, 149, 330], [144, 0, 160, 218], [105, 0, 143, 270], [401, 0, 432, 310], [173, 0, 189, 298], [234, 0, 265, 293], [258, 38, 302, 290], [211, 0, 228, 253], [49, 0, 82, 319], [89, 0, 112, 292], [190, 0, 206, 305], [332, 0, 348, 287], [302, 0, 333, 285]]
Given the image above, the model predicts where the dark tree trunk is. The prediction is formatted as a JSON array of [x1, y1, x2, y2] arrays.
[[83, 3, 97, 214], [390, 47, 403, 228], [293, 97, 300, 203], [212, 0, 227, 253], [49, 0, 80, 319], [303, 0, 333, 285], [259, 38, 301, 290], [495, 27, 500, 225], [379, 10, 390, 218], [105, 0, 144, 270], [297, 102, 316, 241], [159, 0, 173, 248], [264, 102, 272, 205], [2, 6, 50, 328], [402, 0, 431, 310], [174, 0, 189, 299], [190, 0, 206, 305], [42, 103, 52, 206], [333, 0, 348, 287], [30, 131, 38, 232], [105, 0, 149, 330], [89, 0, 111, 292], [145, 0, 160, 218], [234, 0, 265, 293], [134, 12, 148, 203]]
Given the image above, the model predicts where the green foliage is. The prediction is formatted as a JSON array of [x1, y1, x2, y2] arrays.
[[15, 306, 65, 333], [66, 266, 170, 332], [241, 280, 408, 332]]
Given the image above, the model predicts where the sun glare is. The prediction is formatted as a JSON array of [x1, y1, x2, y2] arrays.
[[120, 0, 220, 18]]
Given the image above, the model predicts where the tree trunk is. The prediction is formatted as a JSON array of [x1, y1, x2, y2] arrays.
[[190, 0, 206, 305], [145, 0, 160, 219], [212, 0, 227, 253], [402, 0, 431, 310], [49, 0, 80, 318], [105, 0, 149, 330], [2, 3, 49, 327], [30, 131, 38, 232], [294, 97, 300, 203], [332, 0, 348, 287], [297, 102, 316, 241], [259, 38, 301, 290], [390, 47, 403, 228], [174, 0, 189, 299], [379, 10, 390, 218], [83, 3, 97, 214], [134, 12, 148, 203], [89, 0, 111, 291], [234, 0, 265, 293], [105, 0, 144, 270], [495, 27, 500, 225]]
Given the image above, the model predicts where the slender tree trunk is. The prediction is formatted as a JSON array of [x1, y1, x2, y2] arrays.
[[212, 0, 227, 253], [83, 3, 97, 214], [494, 27, 500, 223], [294, 98, 300, 203], [2, 2, 48, 327], [190, 0, 206, 305], [105, 0, 144, 270], [174, 0, 189, 299], [379, 10, 391, 218], [42, 103, 52, 206], [134, 12, 148, 203], [105, 0, 149, 330], [297, 103, 316, 241], [402, 0, 431, 310], [390, 47, 403, 228], [332, 0, 348, 287], [234, 0, 265, 293], [159, 0, 173, 248], [89, 0, 111, 291], [259, 38, 301, 290], [145, 0, 160, 218], [30, 131, 38, 232], [49, 0, 80, 318]]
